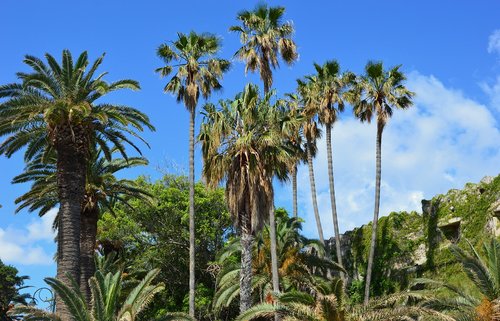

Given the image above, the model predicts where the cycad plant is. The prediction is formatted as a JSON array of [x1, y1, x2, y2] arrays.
[[12, 269, 163, 321], [0, 50, 153, 319]]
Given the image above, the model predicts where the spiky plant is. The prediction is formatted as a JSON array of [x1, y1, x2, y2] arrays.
[[11, 269, 163, 321]]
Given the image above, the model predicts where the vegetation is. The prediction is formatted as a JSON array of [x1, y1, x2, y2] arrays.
[[0, 260, 29, 321], [1, 4, 498, 321]]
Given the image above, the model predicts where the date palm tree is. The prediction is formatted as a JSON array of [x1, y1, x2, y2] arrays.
[[199, 84, 289, 313], [0, 50, 153, 320], [12, 148, 151, 304], [306, 61, 353, 279], [155, 31, 230, 316], [347, 61, 414, 305], [230, 4, 298, 94]]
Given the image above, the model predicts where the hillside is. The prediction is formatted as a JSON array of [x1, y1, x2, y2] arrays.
[[328, 174, 500, 302]]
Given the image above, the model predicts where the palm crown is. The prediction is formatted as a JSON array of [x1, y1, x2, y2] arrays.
[[0, 50, 153, 161], [230, 4, 298, 93], [156, 32, 231, 112]]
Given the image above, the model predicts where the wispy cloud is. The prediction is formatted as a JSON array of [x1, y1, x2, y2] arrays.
[[0, 209, 56, 265], [279, 72, 500, 239], [488, 29, 500, 55]]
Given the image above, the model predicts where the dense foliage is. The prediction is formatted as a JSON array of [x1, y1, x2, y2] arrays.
[[0, 260, 29, 321]]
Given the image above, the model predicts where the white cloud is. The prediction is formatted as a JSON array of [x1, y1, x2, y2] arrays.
[[281, 72, 500, 240], [0, 209, 56, 265], [488, 29, 500, 55], [481, 76, 500, 114]]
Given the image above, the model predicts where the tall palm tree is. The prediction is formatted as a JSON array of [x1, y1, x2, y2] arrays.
[[199, 84, 289, 313], [12, 268, 164, 321], [155, 31, 230, 317], [282, 94, 306, 220], [347, 61, 414, 305], [231, 5, 298, 305], [12, 148, 151, 303], [296, 80, 325, 245], [230, 4, 298, 95], [0, 50, 153, 320], [306, 61, 353, 279]]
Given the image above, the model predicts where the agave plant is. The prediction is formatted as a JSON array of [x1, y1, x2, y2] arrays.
[[11, 269, 163, 321]]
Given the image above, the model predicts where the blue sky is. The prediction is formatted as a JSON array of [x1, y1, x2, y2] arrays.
[[1, 0, 499, 299]]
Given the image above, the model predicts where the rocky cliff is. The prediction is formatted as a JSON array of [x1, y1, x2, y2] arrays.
[[327, 174, 500, 302]]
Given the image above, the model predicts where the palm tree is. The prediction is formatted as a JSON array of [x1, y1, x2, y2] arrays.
[[213, 213, 341, 310], [0, 50, 153, 320], [347, 61, 414, 305], [155, 31, 230, 317], [12, 269, 163, 321], [306, 61, 353, 279], [12, 148, 151, 303], [414, 239, 500, 321], [231, 5, 298, 305], [199, 84, 289, 313], [237, 279, 453, 321], [230, 4, 298, 95], [282, 94, 306, 220], [295, 80, 325, 245]]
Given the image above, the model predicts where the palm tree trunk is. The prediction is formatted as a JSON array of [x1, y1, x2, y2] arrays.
[[189, 110, 196, 317], [269, 203, 280, 294], [292, 165, 298, 219], [55, 125, 87, 321], [306, 140, 325, 245], [326, 125, 344, 280], [364, 121, 384, 306], [80, 206, 98, 305], [240, 225, 254, 313]]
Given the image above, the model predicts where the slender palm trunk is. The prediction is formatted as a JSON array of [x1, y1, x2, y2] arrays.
[[326, 125, 344, 280], [269, 202, 280, 295], [188, 110, 196, 317], [263, 77, 280, 319], [306, 140, 325, 245], [240, 226, 254, 313], [80, 206, 98, 305], [55, 125, 87, 321], [292, 165, 298, 219], [364, 121, 384, 306]]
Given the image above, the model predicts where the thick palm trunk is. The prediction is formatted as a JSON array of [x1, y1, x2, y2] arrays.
[[326, 125, 344, 280], [240, 228, 254, 313], [292, 165, 298, 219], [306, 140, 325, 245], [364, 122, 384, 306], [188, 110, 196, 317], [80, 206, 98, 305], [55, 125, 87, 321]]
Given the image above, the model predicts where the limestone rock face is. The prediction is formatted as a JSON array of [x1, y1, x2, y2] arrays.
[[326, 174, 500, 297]]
